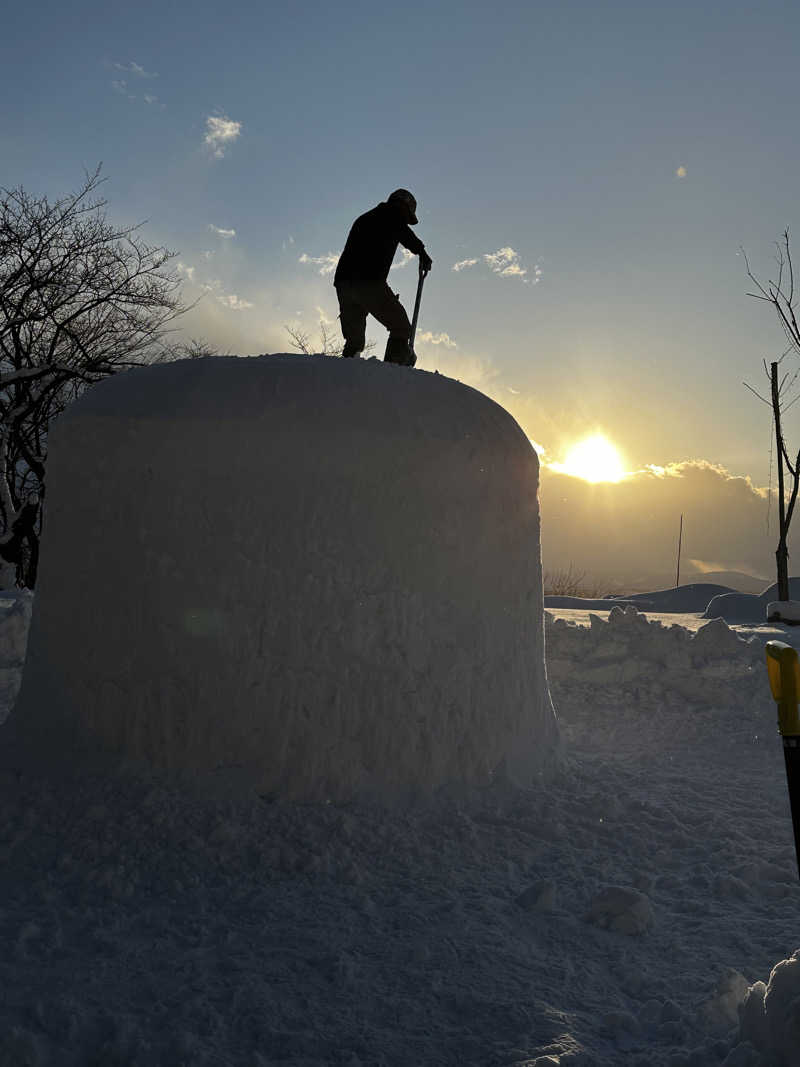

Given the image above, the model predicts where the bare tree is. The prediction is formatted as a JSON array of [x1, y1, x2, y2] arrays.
[[0, 165, 193, 587], [743, 232, 800, 602], [284, 320, 376, 358], [170, 337, 222, 360]]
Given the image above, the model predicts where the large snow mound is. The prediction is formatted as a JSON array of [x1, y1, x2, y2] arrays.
[[5, 354, 559, 800]]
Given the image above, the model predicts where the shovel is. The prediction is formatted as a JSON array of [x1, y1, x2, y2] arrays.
[[409, 260, 429, 359]]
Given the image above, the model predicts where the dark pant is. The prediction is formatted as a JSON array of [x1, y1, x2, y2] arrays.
[[335, 280, 412, 358]]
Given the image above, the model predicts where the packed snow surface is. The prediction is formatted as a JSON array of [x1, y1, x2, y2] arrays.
[[1, 590, 799, 1064], [7, 354, 558, 799]]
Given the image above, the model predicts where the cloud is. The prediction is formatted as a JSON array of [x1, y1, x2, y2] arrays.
[[529, 438, 547, 457], [200, 279, 253, 311], [178, 266, 252, 312], [453, 249, 542, 284], [204, 115, 242, 159], [282, 236, 295, 251], [390, 249, 415, 271], [114, 61, 158, 78], [217, 293, 253, 311], [538, 458, 780, 589], [676, 165, 687, 178], [111, 79, 135, 99], [417, 330, 458, 349], [485, 247, 525, 277], [299, 252, 339, 276], [143, 94, 160, 106], [208, 225, 236, 239]]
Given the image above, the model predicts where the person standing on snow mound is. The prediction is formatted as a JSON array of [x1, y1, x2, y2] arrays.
[[334, 189, 432, 367]]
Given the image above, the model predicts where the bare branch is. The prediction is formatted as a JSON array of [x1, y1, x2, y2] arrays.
[[743, 381, 770, 405], [0, 165, 192, 586]]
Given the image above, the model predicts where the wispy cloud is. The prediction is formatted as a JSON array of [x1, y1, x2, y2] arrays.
[[390, 249, 415, 271], [113, 61, 158, 79], [208, 224, 236, 239], [178, 264, 252, 311], [453, 248, 542, 284], [111, 79, 135, 99], [282, 235, 295, 251], [417, 330, 458, 349], [484, 247, 531, 281], [204, 115, 242, 159], [143, 94, 160, 106], [200, 279, 253, 311], [216, 293, 253, 310], [299, 252, 340, 276]]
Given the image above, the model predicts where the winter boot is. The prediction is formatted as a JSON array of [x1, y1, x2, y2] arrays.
[[384, 336, 415, 366]]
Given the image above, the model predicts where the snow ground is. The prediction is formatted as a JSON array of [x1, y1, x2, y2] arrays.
[[0, 593, 799, 1066]]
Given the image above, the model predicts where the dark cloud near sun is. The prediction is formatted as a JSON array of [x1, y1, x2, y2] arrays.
[[539, 459, 788, 590]]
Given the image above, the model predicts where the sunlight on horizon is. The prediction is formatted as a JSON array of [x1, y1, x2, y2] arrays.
[[551, 434, 628, 483]]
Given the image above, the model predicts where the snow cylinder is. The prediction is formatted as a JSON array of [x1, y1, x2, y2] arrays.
[[4, 354, 560, 800]]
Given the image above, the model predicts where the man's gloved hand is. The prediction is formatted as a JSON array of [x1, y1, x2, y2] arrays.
[[420, 250, 433, 274]]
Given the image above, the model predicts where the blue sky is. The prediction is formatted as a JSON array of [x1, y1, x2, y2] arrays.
[[4, 0, 800, 489]]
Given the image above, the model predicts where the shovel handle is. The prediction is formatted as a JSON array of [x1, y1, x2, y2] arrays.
[[410, 260, 427, 348]]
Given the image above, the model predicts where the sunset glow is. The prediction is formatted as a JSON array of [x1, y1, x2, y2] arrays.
[[554, 435, 627, 483]]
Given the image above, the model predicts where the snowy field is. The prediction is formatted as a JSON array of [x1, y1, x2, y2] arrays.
[[0, 590, 798, 1066]]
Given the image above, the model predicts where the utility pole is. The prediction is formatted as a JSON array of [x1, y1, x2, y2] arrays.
[[675, 513, 683, 588]]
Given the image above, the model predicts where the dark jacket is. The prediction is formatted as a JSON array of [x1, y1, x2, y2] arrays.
[[334, 201, 425, 285]]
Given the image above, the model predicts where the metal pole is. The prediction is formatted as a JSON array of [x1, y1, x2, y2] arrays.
[[675, 513, 683, 588]]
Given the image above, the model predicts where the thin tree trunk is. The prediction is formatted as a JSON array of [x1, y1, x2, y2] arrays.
[[772, 361, 791, 601]]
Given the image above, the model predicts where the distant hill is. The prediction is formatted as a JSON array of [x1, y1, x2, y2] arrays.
[[687, 570, 769, 594], [601, 569, 770, 596]]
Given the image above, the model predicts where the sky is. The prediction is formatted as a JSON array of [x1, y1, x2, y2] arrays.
[[4, 0, 800, 583]]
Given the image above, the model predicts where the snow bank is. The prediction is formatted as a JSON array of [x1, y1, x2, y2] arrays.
[[4, 354, 559, 800], [732, 951, 800, 1066], [545, 583, 741, 614], [705, 578, 800, 624], [546, 605, 764, 719]]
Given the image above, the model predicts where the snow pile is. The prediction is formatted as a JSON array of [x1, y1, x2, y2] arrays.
[[731, 951, 800, 1066], [6, 354, 559, 800], [546, 607, 767, 749], [705, 578, 800, 624]]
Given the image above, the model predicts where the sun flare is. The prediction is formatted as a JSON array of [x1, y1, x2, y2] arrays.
[[555, 434, 627, 483]]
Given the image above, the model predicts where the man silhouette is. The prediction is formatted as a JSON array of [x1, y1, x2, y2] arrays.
[[334, 189, 432, 366]]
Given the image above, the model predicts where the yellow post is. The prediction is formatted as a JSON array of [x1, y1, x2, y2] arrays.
[[765, 640, 800, 880], [765, 641, 800, 736]]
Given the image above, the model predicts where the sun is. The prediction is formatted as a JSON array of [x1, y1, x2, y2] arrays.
[[556, 434, 627, 483]]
